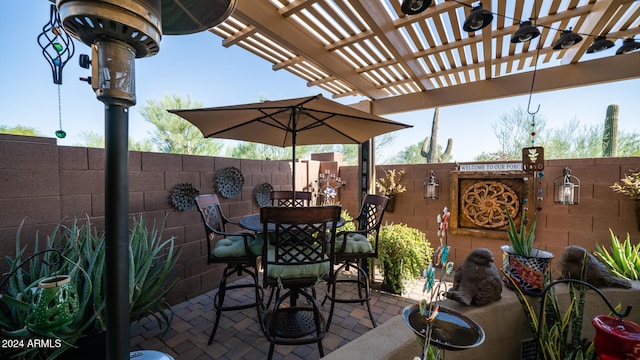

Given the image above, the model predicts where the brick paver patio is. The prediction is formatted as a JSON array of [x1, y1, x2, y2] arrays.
[[130, 270, 433, 360]]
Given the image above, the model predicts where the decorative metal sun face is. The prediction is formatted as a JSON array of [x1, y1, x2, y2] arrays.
[[461, 181, 520, 229]]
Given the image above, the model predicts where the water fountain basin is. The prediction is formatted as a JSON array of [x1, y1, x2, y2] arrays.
[[403, 304, 485, 351]]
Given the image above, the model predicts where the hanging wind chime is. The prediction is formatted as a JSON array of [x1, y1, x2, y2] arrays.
[[37, 4, 75, 139], [521, 9, 545, 216]]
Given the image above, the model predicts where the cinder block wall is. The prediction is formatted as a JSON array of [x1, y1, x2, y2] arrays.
[[0, 134, 305, 304], [337, 158, 640, 271], [2, 134, 639, 304]]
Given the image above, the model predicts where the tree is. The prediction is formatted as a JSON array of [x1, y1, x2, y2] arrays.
[[0, 125, 43, 136], [227, 142, 292, 160], [494, 106, 546, 159], [139, 94, 223, 155], [476, 106, 640, 161], [391, 141, 423, 164], [541, 122, 640, 159], [74, 130, 154, 152]]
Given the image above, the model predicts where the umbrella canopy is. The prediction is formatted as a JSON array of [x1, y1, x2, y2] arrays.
[[169, 94, 412, 191]]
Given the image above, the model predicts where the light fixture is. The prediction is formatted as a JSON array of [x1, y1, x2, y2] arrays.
[[616, 38, 640, 55], [423, 170, 439, 200], [401, 0, 432, 16], [552, 29, 583, 50], [587, 36, 615, 53], [553, 167, 580, 205], [463, 3, 493, 32], [511, 20, 540, 43]]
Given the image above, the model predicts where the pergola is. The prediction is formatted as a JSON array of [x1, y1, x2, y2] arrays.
[[208, 0, 640, 114]]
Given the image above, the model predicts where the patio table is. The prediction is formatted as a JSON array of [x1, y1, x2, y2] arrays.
[[239, 213, 346, 232]]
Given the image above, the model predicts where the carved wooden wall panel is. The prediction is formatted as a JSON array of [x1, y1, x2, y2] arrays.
[[450, 171, 526, 238]]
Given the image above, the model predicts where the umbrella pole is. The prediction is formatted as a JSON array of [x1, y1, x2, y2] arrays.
[[290, 108, 298, 199]]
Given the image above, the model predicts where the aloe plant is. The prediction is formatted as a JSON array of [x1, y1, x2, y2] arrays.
[[0, 215, 180, 359], [506, 211, 537, 256], [594, 229, 640, 281]]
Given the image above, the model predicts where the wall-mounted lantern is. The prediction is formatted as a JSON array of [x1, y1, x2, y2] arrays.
[[424, 170, 439, 200], [554, 167, 580, 205]]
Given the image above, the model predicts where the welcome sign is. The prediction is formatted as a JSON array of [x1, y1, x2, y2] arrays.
[[459, 163, 523, 172]]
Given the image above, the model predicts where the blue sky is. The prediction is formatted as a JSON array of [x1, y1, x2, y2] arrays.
[[1, 2, 638, 162]]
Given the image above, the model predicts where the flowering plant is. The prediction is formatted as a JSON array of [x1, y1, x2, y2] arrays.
[[375, 169, 407, 196], [611, 169, 640, 200]]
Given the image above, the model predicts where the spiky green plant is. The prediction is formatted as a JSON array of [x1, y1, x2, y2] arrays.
[[0, 215, 180, 359], [505, 267, 596, 360], [506, 211, 537, 256], [594, 229, 640, 281]]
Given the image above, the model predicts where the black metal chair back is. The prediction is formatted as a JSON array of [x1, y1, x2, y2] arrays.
[[195, 194, 262, 345], [259, 205, 341, 360], [324, 194, 389, 331], [270, 190, 312, 207], [336, 194, 389, 263]]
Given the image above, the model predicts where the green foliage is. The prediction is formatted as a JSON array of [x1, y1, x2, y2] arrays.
[[74, 130, 154, 151], [336, 210, 356, 232], [594, 229, 640, 280], [0, 215, 180, 359], [506, 271, 596, 360], [506, 211, 536, 256], [421, 108, 453, 164], [0, 125, 43, 137], [473, 107, 640, 161], [378, 224, 433, 294], [227, 142, 293, 160], [493, 105, 547, 160], [602, 104, 619, 157], [140, 93, 223, 155]]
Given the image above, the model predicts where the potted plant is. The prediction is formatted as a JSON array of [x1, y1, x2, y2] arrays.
[[610, 169, 640, 231], [377, 223, 433, 294], [500, 211, 553, 295], [505, 271, 596, 360], [375, 169, 406, 212], [0, 215, 180, 359]]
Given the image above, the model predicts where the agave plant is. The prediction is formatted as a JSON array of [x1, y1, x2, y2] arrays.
[[506, 211, 536, 256], [0, 215, 180, 359], [594, 229, 640, 281]]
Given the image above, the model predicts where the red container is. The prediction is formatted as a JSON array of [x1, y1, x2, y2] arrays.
[[592, 315, 640, 360]]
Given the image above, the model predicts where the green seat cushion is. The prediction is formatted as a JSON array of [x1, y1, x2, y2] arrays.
[[265, 246, 330, 280], [212, 235, 262, 258], [336, 233, 373, 254]]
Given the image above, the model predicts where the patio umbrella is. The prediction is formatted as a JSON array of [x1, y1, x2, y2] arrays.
[[169, 94, 412, 192]]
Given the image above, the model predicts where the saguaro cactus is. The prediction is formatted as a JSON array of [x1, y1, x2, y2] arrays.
[[602, 104, 619, 157], [421, 107, 453, 163]]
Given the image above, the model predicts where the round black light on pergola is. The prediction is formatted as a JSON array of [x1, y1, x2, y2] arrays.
[[401, 0, 432, 16], [511, 20, 541, 43], [462, 3, 493, 32], [616, 38, 640, 55], [587, 36, 615, 53], [553, 29, 583, 50]]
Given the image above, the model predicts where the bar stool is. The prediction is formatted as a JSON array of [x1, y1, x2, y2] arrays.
[[195, 194, 263, 344]]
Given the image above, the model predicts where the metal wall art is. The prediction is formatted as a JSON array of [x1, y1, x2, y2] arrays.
[[216, 167, 244, 199]]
